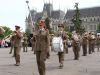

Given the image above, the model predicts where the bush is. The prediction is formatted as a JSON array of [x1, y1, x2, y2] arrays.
[[67, 32, 72, 40]]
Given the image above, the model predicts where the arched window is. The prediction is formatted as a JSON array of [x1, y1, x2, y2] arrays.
[[94, 18, 95, 21], [86, 19, 87, 22], [97, 18, 99, 21], [90, 18, 92, 21]]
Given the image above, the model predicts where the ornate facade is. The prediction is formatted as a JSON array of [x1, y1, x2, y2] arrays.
[[25, 3, 65, 33], [64, 7, 100, 32], [25, 4, 100, 33]]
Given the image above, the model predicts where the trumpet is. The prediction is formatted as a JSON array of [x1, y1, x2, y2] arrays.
[[4, 31, 16, 40], [4, 28, 23, 39]]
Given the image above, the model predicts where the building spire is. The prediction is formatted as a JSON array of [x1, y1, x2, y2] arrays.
[[43, 0, 45, 4], [25, 16, 28, 22], [52, 0, 53, 5], [49, 0, 50, 4], [59, 4, 60, 11]]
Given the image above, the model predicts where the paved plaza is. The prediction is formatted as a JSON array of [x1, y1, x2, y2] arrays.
[[0, 47, 100, 75]]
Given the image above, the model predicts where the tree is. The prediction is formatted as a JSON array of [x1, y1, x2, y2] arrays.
[[72, 3, 85, 35], [97, 24, 100, 32], [3, 26, 12, 37], [45, 17, 52, 34], [0, 26, 12, 39], [25, 28, 31, 37], [35, 17, 42, 29], [64, 25, 69, 32]]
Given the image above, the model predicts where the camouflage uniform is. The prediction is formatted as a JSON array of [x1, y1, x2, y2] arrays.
[[72, 33, 80, 60], [82, 33, 88, 56], [30, 36, 36, 53], [34, 29, 50, 75], [55, 30, 67, 68], [9, 36, 14, 54], [96, 35, 100, 51], [88, 33, 96, 54], [12, 26, 23, 66], [23, 34, 28, 52]]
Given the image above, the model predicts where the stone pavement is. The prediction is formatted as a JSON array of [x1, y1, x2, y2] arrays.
[[0, 47, 100, 75]]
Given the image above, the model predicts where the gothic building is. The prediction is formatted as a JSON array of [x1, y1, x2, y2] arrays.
[[64, 7, 100, 32], [25, 3, 100, 33], [25, 3, 65, 33]]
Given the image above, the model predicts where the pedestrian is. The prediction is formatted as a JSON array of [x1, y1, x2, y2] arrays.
[[11, 25, 23, 66], [55, 24, 67, 69], [30, 36, 36, 53], [96, 35, 100, 51], [23, 33, 28, 52], [88, 32, 96, 54], [9, 35, 14, 56], [72, 31, 81, 60], [34, 20, 50, 75], [82, 32, 88, 56]]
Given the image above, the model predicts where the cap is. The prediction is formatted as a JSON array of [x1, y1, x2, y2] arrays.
[[58, 24, 64, 28], [15, 25, 20, 29], [39, 20, 45, 26]]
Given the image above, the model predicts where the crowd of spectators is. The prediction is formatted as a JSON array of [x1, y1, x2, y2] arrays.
[[0, 39, 9, 48]]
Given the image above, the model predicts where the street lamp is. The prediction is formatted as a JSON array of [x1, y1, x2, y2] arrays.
[[26, 0, 34, 32]]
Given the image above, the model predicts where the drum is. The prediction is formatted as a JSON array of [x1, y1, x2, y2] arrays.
[[52, 37, 64, 52]]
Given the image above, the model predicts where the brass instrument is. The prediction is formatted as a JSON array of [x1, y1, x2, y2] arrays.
[[4, 28, 23, 40], [4, 31, 16, 40], [0, 26, 5, 34]]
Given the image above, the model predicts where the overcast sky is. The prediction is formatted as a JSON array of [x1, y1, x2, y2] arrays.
[[0, 0, 100, 31]]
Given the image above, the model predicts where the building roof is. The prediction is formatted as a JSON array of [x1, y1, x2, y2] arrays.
[[51, 10, 65, 19], [65, 7, 100, 19], [34, 12, 43, 21], [28, 10, 65, 21], [26, 3, 65, 22], [27, 9, 37, 22]]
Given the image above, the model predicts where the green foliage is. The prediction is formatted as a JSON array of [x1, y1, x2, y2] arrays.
[[35, 17, 42, 29], [67, 32, 72, 39], [72, 3, 85, 35], [0, 34, 4, 39], [64, 25, 70, 32], [97, 24, 100, 32], [25, 28, 31, 37], [45, 17, 52, 34], [3, 26, 12, 37], [0, 26, 12, 39]]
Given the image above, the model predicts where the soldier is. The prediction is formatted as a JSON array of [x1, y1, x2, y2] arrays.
[[72, 31, 81, 60], [88, 32, 96, 54], [30, 36, 36, 53], [34, 20, 50, 75], [23, 33, 28, 52], [96, 34, 100, 51], [82, 32, 88, 56], [49, 34, 54, 52], [11, 25, 23, 66], [9, 35, 15, 57], [55, 24, 67, 69], [65, 32, 69, 54]]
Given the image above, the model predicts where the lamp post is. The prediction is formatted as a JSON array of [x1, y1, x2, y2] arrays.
[[26, 0, 34, 32]]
